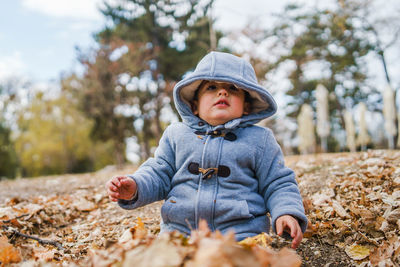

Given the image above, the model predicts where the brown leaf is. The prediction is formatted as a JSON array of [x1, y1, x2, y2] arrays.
[[188, 234, 260, 267], [345, 243, 370, 260], [238, 233, 272, 248], [359, 158, 386, 168], [33, 247, 56, 261], [123, 234, 184, 267], [252, 246, 301, 267], [0, 236, 22, 265], [303, 221, 318, 238], [370, 241, 395, 265], [387, 208, 400, 224], [73, 198, 96, 211], [119, 228, 135, 244], [132, 217, 148, 240], [332, 200, 350, 218]]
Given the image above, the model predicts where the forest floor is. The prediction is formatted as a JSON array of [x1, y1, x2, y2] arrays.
[[1, 150, 400, 266]]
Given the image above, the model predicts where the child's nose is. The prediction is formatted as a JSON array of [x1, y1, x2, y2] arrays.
[[217, 88, 228, 96]]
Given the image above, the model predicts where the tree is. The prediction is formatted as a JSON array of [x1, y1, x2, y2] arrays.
[[14, 88, 113, 177], [355, 0, 400, 89], [77, 0, 217, 162], [0, 123, 18, 179], [0, 80, 21, 179], [355, 0, 400, 144], [266, 1, 378, 151], [77, 46, 137, 165]]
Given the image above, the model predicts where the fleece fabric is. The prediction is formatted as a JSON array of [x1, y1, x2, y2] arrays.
[[119, 51, 307, 240]]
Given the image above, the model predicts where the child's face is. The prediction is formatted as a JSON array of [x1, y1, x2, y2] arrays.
[[193, 81, 249, 126]]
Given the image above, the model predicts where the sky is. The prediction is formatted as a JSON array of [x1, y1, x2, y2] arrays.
[[0, 0, 104, 83], [0, 0, 398, 87], [0, 0, 302, 85]]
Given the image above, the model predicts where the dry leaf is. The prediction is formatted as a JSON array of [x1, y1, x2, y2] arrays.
[[345, 244, 370, 260], [132, 217, 148, 240], [360, 158, 386, 168], [33, 247, 56, 261], [73, 198, 96, 211], [0, 236, 22, 264], [188, 234, 260, 267], [119, 228, 135, 244], [332, 200, 350, 218], [3, 151, 400, 266], [123, 234, 183, 267], [386, 208, 400, 224], [370, 242, 395, 265], [252, 246, 301, 267], [238, 233, 272, 248]]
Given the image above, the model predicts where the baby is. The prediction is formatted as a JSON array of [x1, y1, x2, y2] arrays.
[[106, 51, 307, 248]]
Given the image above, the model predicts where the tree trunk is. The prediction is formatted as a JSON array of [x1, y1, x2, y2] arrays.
[[114, 140, 125, 167], [378, 49, 398, 147]]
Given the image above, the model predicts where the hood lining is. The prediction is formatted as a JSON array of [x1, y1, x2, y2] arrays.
[[178, 79, 271, 115]]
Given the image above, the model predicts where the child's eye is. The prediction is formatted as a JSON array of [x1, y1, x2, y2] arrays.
[[207, 85, 217, 90], [229, 85, 239, 91]]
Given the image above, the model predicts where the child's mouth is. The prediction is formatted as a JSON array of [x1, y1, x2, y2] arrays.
[[214, 99, 229, 107]]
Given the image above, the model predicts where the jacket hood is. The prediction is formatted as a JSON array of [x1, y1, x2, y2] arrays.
[[173, 51, 277, 130]]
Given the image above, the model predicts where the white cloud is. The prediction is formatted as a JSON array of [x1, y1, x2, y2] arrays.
[[0, 52, 27, 82], [21, 0, 104, 20]]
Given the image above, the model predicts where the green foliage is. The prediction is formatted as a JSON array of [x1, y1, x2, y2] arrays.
[[0, 84, 18, 179], [14, 90, 113, 177], [0, 123, 18, 179]]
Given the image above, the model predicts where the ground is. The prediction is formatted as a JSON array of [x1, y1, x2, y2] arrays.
[[1, 150, 400, 266]]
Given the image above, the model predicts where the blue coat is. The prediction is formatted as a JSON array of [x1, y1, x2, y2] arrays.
[[119, 52, 308, 240]]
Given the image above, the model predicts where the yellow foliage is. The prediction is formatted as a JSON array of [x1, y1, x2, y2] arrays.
[[14, 92, 114, 176]]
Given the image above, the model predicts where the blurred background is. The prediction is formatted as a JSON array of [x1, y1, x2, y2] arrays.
[[0, 0, 399, 179]]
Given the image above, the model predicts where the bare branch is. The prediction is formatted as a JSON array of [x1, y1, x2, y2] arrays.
[[1, 225, 63, 250]]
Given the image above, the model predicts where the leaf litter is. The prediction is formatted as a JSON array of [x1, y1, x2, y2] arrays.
[[0, 150, 400, 266]]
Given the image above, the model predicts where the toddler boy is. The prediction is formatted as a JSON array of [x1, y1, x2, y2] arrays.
[[106, 51, 307, 248]]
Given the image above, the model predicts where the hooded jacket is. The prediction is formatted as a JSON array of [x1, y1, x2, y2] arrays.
[[119, 52, 307, 240]]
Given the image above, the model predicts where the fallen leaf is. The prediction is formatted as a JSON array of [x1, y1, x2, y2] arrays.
[[123, 234, 184, 267], [360, 158, 386, 168], [332, 200, 350, 218], [370, 242, 395, 265], [188, 233, 260, 267], [238, 233, 272, 248], [73, 198, 96, 211], [33, 247, 55, 261], [119, 228, 135, 244], [252, 246, 301, 267], [132, 217, 148, 240], [386, 208, 400, 224], [0, 236, 22, 264], [345, 243, 370, 260]]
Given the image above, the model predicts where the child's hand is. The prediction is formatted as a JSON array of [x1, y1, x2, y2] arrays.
[[276, 215, 303, 249], [106, 176, 137, 202]]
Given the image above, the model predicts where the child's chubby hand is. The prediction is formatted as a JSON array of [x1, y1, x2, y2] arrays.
[[276, 215, 303, 249], [106, 176, 137, 202]]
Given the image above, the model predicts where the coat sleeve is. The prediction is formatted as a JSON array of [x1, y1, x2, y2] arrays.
[[255, 129, 308, 233], [118, 126, 176, 210]]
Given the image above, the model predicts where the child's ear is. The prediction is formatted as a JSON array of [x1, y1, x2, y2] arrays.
[[191, 100, 199, 115]]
